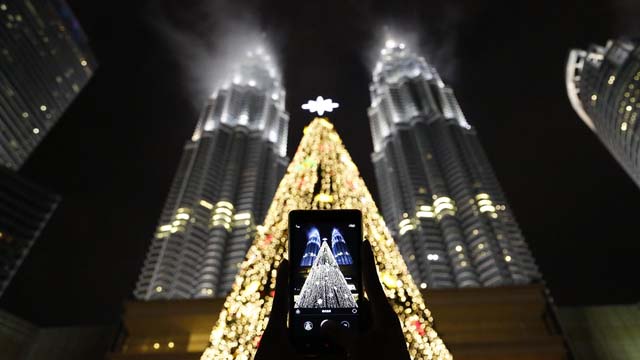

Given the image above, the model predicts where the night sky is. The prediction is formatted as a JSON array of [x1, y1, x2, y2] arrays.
[[2, 0, 639, 326]]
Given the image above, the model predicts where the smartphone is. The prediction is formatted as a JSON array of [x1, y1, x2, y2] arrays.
[[288, 209, 363, 353]]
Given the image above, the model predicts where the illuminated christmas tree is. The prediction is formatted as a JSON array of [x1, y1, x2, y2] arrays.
[[201, 114, 452, 360], [295, 240, 357, 309]]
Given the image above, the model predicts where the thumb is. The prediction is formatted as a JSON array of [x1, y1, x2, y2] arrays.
[[320, 319, 357, 354]]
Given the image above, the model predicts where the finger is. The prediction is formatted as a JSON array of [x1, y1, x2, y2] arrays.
[[269, 259, 289, 329], [360, 298, 373, 330], [362, 240, 390, 314], [320, 319, 356, 355]]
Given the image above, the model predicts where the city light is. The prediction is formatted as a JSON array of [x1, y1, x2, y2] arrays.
[[233, 212, 251, 221], [199, 200, 213, 209]]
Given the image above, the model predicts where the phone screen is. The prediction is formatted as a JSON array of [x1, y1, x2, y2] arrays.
[[288, 210, 362, 352]]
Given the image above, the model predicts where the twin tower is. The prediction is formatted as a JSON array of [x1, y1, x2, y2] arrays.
[[134, 40, 541, 300]]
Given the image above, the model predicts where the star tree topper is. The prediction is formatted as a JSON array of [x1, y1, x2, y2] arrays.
[[301, 96, 340, 116]]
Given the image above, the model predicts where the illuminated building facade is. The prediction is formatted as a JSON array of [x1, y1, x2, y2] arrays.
[[566, 38, 640, 188], [368, 40, 540, 289], [0, 0, 91, 298], [0, 166, 59, 297], [0, 0, 95, 170], [134, 49, 289, 299]]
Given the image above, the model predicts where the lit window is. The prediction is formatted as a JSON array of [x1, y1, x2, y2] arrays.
[[199, 199, 213, 209], [32, 128, 40, 134]]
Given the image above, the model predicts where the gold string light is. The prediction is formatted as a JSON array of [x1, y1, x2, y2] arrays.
[[201, 117, 452, 360]]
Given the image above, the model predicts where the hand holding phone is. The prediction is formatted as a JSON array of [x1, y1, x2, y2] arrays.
[[319, 240, 411, 360], [288, 210, 363, 353], [254, 239, 411, 360]]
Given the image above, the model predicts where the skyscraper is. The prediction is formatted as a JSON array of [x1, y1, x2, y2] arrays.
[[368, 40, 540, 289], [0, 166, 59, 297], [0, 0, 93, 297], [134, 48, 289, 300], [0, 0, 96, 170], [566, 38, 640, 188]]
